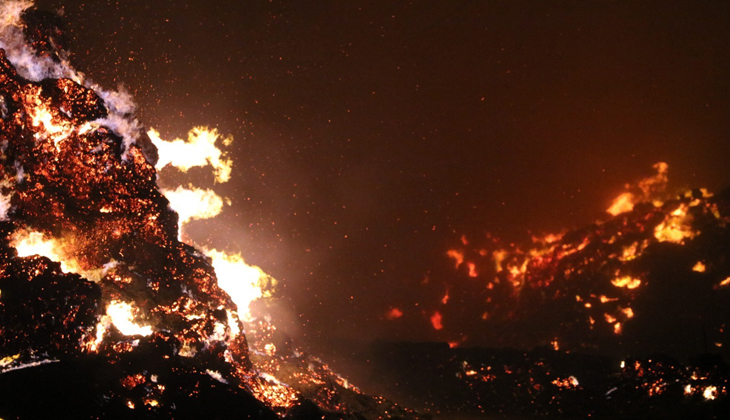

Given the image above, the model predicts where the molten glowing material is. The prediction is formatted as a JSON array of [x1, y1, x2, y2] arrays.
[[148, 127, 233, 183]]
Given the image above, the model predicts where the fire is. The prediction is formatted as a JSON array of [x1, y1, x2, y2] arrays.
[[654, 204, 695, 243], [105, 300, 153, 336], [607, 162, 669, 216], [206, 249, 274, 319], [161, 185, 225, 231], [611, 276, 642, 289], [10, 230, 83, 275], [148, 127, 233, 183], [12, 230, 61, 260], [607, 192, 635, 216], [0, 4, 488, 419], [552, 376, 579, 389], [431, 161, 730, 350]]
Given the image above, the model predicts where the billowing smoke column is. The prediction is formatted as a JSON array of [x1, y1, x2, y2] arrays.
[[0, 3, 420, 419]]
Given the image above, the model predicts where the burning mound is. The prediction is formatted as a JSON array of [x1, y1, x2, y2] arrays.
[[355, 165, 730, 418], [0, 4, 419, 419], [429, 163, 730, 358]]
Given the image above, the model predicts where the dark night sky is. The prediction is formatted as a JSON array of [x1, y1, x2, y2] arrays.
[[34, 0, 730, 350]]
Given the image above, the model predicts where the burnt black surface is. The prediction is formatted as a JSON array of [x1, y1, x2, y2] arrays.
[[345, 342, 730, 419], [0, 356, 279, 420]]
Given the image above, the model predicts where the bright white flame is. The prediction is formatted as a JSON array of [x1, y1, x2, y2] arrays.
[[207, 249, 274, 320], [12, 230, 58, 259], [10, 230, 108, 280], [106, 300, 153, 336], [161, 185, 226, 234], [10, 230, 83, 274], [148, 127, 233, 183]]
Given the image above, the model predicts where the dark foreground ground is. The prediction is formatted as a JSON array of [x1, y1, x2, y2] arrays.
[[317, 340, 730, 420]]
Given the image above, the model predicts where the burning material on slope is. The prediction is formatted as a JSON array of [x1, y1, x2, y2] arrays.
[[0, 3, 421, 419], [423, 162, 730, 359]]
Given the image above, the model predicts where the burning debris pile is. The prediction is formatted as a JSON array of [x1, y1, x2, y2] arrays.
[[365, 163, 730, 417], [0, 4, 419, 419], [428, 163, 730, 358]]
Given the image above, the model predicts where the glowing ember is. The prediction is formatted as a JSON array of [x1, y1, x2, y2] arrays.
[[611, 276, 642, 289], [430, 311, 443, 330], [607, 162, 669, 216], [467, 262, 478, 277], [385, 308, 403, 320], [607, 192, 635, 216], [654, 204, 695, 243], [703, 386, 717, 401], [447, 249, 464, 268], [430, 161, 730, 352], [551, 376, 579, 389]]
